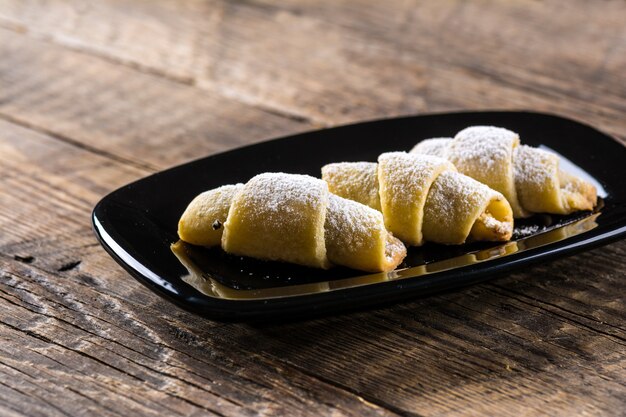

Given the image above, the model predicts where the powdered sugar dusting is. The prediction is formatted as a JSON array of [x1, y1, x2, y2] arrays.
[[426, 170, 493, 221], [452, 126, 518, 173], [436, 170, 492, 199], [513, 224, 542, 238], [321, 161, 380, 209], [325, 193, 406, 271], [410, 137, 453, 158], [378, 152, 454, 204], [513, 144, 556, 187], [422, 170, 513, 243], [322, 161, 375, 177], [325, 194, 383, 253], [231, 173, 327, 225], [385, 235, 405, 264], [481, 211, 513, 236]]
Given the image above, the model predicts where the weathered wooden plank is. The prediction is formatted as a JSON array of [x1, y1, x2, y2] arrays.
[[249, 0, 626, 99], [6, 242, 626, 417], [0, 119, 399, 417], [0, 267, 402, 417], [1, 116, 625, 416], [0, 27, 310, 171], [1, 0, 625, 139], [0, 0, 216, 82], [2, 16, 624, 186], [240, 253, 626, 416], [0, 2, 624, 416]]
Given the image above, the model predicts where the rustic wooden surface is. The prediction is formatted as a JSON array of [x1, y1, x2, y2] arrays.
[[0, 1, 625, 415]]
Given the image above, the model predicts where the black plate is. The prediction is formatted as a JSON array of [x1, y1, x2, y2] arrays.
[[92, 111, 626, 321]]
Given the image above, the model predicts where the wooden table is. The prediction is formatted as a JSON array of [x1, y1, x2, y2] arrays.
[[1, 1, 625, 416]]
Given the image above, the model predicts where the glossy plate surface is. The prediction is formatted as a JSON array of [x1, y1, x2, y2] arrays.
[[92, 111, 626, 320]]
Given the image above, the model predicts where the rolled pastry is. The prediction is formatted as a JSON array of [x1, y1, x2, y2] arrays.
[[322, 152, 514, 246], [177, 184, 244, 247], [410, 126, 597, 217], [178, 173, 406, 272]]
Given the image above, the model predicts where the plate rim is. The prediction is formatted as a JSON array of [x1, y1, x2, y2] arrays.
[[92, 110, 626, 320]]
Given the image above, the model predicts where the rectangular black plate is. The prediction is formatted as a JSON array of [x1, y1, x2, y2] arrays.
[[92, 111, 626, 321]]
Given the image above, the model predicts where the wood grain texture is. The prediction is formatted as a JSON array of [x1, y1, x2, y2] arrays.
[[1, 0, 625, 135], [0, 120, 398, 417], [0, 27, 310, 170], [0, 1, 624, 416]]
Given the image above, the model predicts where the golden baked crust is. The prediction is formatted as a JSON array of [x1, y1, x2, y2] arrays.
[[449, 126, 528, 217], [378, 152, 455, 245], [514, 145, 597, 214], [325, 194, 406, 272], [411, 127, 598, 217], [322, 162, 381, 211], [222, 173, 330, 269], [178, 184, 243, 247], [178, 173, 407, 272], [322, 152, 514, 246], [423, 171, 513, 244]]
